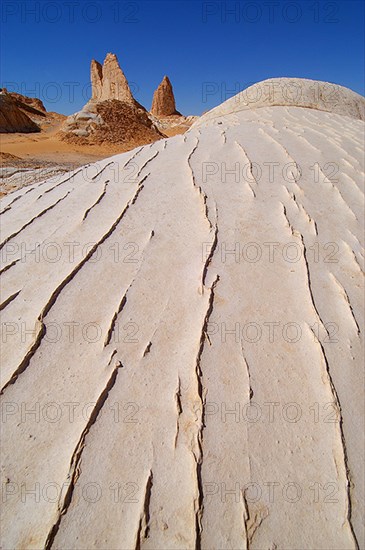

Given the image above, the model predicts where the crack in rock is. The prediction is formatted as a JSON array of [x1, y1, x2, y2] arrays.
[[44, 350, 123, 550]]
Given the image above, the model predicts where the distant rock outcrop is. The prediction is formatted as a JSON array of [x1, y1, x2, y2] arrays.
[[61, 52, 165, 145], [9, 92, 46, 114], [61, 53, 194, 146], [0, 91, 40, 133], [151, 76, 180, 116]]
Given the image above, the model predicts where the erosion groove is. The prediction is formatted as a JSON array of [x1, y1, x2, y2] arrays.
[[0, 190, 72, 251], [0, 186, 35, 215], [300, 232, 330, 337], [0, 259, 19, 275], [310, 327, 359, 550], [44, 353, 123, 550], [1, 173, 147, 393], [135, 470, 154, 549], [91, 161, 115, 180], [82, 180, 110, 221], [0, 289, 21, 311], [194, 275, 219, 549]]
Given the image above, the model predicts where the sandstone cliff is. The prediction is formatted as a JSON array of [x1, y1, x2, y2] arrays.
[[9, 92, 46, 114], [0, 92, 40, 133]]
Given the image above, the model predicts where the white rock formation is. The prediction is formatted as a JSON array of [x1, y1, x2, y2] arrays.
[[0, 78, 364, 550], [194, 77, 365, 126], [61, 102, 105, 137]]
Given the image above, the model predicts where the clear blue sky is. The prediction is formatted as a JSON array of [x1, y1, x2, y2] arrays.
[[1, 0, 364, 115]]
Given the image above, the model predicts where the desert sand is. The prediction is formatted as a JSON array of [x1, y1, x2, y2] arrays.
[[0, 120, 193, 196], [0, 78, 364, 549], [0, 119, 143, 196]]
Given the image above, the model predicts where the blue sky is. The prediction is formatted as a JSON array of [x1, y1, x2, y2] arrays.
[[1, 0, 364, 115]]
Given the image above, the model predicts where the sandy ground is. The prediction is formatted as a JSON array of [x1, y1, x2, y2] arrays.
[[0, 119, 139, 165], [0, 118, 171, 196]]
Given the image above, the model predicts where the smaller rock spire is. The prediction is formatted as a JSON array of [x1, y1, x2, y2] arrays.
[[151, 76, 179, 116]]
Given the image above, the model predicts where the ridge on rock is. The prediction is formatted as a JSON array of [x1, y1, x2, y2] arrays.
[[151, 75, 180, 116]]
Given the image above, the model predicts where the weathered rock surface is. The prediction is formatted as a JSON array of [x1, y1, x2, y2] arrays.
[[90, 59, 103, 101], [61, 101, 105, 137], [0, 91, 40, 133], [151, 75, 180, 116], [194, 77, 365, 127], [0, 153, 79, 196], [0, 88, 65, 135], [1, 78, 364, 549], [149, 112, 198, 137], [9, 92, 47, 114], [91, 53, 135, 104]]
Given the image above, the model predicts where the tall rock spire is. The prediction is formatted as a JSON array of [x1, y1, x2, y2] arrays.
[[90, 53, 135, 104], [150, 76, 179, 116]]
